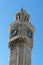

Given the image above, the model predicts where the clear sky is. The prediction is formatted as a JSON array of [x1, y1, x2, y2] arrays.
[[0, 0, 43, 65]]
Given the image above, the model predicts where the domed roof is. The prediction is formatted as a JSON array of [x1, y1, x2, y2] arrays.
[[15, 8, 30, 22]]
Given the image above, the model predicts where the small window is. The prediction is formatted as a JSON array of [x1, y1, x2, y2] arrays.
[[16, 16, 18, 20], [27, 17, 28, 21], [24, 16, 26, 21]]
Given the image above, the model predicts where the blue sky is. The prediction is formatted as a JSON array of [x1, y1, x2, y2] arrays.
[[0, 0, 43, 65]]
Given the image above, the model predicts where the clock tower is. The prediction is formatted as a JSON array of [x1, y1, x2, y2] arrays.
[[8, 9, 34, 65]]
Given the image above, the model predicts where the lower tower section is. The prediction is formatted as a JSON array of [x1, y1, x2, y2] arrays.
[[9, 39, 31, 65]]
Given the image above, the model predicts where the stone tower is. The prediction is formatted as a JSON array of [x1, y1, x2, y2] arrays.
[[8, 9, 34, 65]]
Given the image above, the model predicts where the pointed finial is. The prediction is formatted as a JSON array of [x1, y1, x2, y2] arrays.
[[21, 8, 23, 11]]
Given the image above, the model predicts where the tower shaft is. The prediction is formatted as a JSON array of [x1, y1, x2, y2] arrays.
[[9, 41, 31, 65], [8, 9, 34, 65]]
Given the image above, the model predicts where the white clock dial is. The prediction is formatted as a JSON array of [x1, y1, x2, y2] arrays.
[[11, 29, 17, 36], [27, 30, 32, 38]]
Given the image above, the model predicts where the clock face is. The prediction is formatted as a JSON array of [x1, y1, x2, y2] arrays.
[[11, 29, 17, 36], [27, 30, 32, 38]]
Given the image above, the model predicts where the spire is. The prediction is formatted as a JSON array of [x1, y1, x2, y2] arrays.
[[21, 8, 23, 11]]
